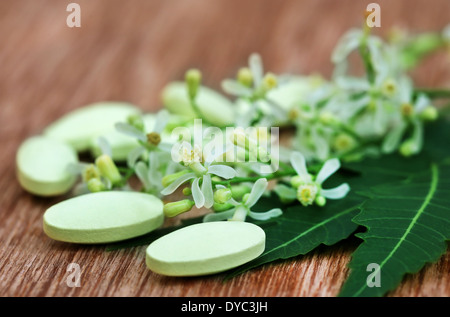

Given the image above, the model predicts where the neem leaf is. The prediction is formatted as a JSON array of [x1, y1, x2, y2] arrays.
[[225, 192, 362, 279], [339, 162, 450, 297]]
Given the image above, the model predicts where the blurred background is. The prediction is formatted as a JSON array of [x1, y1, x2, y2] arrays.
[[0, 0, 449, 296], [1, 0, 449, 143]]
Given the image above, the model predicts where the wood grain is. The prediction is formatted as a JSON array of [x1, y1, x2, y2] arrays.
[[0, 0, 449, 297]]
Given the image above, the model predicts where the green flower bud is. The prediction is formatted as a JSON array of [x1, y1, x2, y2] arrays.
[[127, 114, 145, 132], [420, 106, 438, 121], [319, 111, 337, 125], [214, 188, 232, 204], [333, 133, 357, 153], [262, 72, 278, 91], [315, 195, 326, 207], [163, 199, 195, 218], [82, 164, 101, 183], [87, 178, 106, 193], [213, 201, 234, 212], [399, 139, 416, 157], [95, 154, 122, 185], [230, 184, 251, 200], [182, 187, 192, 196], [185, 69, 202, 99], [161, 170, 190, 188], [237, 67, 253, 87]]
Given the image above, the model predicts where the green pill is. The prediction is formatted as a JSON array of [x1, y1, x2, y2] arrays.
[[146, 221, 265, 276], [43, 191, 164, 244], [161, 82, 234, 127], [16, 136, 78, 196], [43, 102, 140, 152]]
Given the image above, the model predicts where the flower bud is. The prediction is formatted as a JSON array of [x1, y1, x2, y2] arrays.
[[237, 67, 253, 87], [127, 114, 145, 132], [82, 164, 101, 183], [214, 188, 232, 204], [262, 72, 278, 91], [185, 69, 202, 99], [163, 199, 195, 218], [95, 154, 122, 185], [182, 187, 192, 196], [161, 169, 190, 188], [87, 178, 106, 193], [213, 201, 234, 212], [420, 106, 438, 121], [230, 184, 251, 200], [399, 139, 416, 157], [315, 195, 326, 207]]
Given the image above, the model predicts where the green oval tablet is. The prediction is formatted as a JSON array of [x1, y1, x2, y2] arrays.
[[146, 221, 265, 276], [43, 102, 140, 152], [161, 82, 234, 127], [43, 192, 164, 244], [16, 136, 78, 196]]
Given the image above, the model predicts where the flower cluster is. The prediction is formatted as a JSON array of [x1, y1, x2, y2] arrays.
[[69, 25, 449, 224]]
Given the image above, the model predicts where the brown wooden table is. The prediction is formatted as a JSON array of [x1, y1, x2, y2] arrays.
[[1, 0, 449, 297]]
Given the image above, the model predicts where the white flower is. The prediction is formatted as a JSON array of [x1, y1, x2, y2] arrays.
[[135, 151, 178, 197], [382, 76, 436, 155], [161, 150, 237, 209], [290, 152, 350, 206], [115, 109, 174, 167], [203, 178, 282, 222]]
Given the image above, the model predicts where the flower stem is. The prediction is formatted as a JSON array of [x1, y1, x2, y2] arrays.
[[414, 88, 450, 99]]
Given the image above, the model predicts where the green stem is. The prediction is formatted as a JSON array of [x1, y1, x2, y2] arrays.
[[414, 88, 450, 99], [213, 168, 297, 186], [359, 36, 376, 85]]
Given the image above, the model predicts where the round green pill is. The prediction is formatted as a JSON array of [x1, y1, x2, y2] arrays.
[[43, 102, 140, 152], [146, 221, 265, 276], [16, 136, 78, 196], [43, 191, 164, 244], [161, 82, 235, 127]]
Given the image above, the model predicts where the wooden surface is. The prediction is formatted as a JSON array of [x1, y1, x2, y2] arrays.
[[1, 0, 449, 297]]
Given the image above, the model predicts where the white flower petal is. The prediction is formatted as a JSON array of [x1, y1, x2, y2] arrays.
[[290, 151, 308, 177], [202, 208, 235, 222], [208, 164, 237, 179], [135, 161, 151, 190], [160, 173, 196, 195], [381, 121, 407, 154], [331, 29, 363, 64], [321, 183, 350, 199], [316, 158, 340, 185], [192, 177, 205, 208], [127, 146, 145, 168], [201, 174, 214, 209], [115, 122, 147, 141], [221, 79, 253, 97], [97, 136, 112, 157], [245, 178, 268, 208], [415, 94, 430, 113], [248, 208, 282, 221], [249, 53, 264, 88], [411, 119, 424, 153], [158, 141, 174, 153], [153, 109, 170, 134]]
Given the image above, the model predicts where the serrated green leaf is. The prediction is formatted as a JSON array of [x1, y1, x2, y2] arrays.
[[225, 193, 362, 279], [339, 162, 450, 297]]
